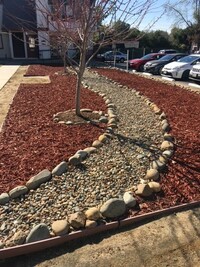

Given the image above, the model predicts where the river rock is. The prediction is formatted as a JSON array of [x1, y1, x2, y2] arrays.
[[159, 156, 168, 163], [144, 169, 159, 181], [11, 230, 27, 245], [148, 181, 161, 192], [164, 133, 174, 141], [135, 184, 153, 197], [26, 223, 50, 243], [99, 116, 108, 123], [0, 193, 9, 205], [161, 141, 174, 151], [68, 212, 86, 229], [98, 134, 107, 143], [26, 169, 52, 190], [85, 220, 98, 229], [76, 150, 88, 160], [151, 160, 166, 171], [52, 161, 68, 176], [51, 220, 70, 236], [159, 112, 166, 120], [92, 140, 103, 148], [80, 108, 92, 113], [162, 122, 170, 132], [100, 198, 126, 218], [123, 192, 137, 208], [108, 118, 116, 124], [161, 119, 168, 125], [162, 150, 173, 158], [9, 185, 28, 199], [153, 106, 162, 115], [83, 147, 97, 154], [0, 242, 4, 249], [68, 154, 81, 165], [85, 207, 101, 221]]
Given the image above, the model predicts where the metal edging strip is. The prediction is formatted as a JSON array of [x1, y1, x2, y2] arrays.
[[0, 200, 199, 260]]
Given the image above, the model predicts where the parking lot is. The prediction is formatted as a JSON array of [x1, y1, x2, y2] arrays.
[[100, 61, 200, 94]]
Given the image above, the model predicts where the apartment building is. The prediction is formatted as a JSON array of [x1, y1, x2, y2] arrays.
[[0, 0, 77, 60]]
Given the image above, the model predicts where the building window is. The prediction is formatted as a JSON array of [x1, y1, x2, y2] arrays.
[[28, 37, 35, 48], [0, 34, 3, 49]]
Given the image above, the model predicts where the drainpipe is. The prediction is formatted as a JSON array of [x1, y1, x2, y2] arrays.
[[23, 32, 28, 58], [9, 32, 14, 59]]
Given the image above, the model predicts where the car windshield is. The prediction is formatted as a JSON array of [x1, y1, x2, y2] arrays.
[[178, 55, 200, 63], [104, 51, 112, 55], [141, 54, 156, 60], [158, 54, 175, 61]]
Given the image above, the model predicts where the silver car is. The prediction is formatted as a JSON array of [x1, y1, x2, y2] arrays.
[[97, 51, 127, 63]]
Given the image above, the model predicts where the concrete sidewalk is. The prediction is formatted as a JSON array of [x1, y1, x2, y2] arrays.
[[0, 65, 20, 90], [0, 66, 28, 131]]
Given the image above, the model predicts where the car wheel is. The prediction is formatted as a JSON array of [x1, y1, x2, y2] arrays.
[[158, 67, 163, 75], [181, 70, 190, 80], [120, 58, 125, 63], [138, 64, 144, 72]]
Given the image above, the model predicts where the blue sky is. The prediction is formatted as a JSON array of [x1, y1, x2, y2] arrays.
[[138, 0, 174, 32], [113, 0, 194, 33]]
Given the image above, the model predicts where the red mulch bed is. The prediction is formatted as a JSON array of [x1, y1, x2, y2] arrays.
[[95, 68, 200, 212], [24, 65, 56, 76], [0, 65, 107, 193]]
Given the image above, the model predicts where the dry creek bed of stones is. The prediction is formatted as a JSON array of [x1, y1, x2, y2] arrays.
[[0, 69, 174, 249]]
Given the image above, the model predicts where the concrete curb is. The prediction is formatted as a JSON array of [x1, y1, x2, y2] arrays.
[[161, 77, 175, 82], [188, 82, 200, 89]]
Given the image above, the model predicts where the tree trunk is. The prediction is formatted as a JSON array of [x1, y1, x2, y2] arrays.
[[75, 48, 86, 116], [75, 73, 82, 116]]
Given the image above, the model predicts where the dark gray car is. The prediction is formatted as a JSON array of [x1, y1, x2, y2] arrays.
[[144, 53, 188, 75]]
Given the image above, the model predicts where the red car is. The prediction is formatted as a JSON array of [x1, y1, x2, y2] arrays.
[[129, 53, 164, 71]]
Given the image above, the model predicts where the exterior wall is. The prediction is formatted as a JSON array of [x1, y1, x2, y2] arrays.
[[0, 2, 2, 29], [37, 31, 51, 59], [35, 0, 52, 59]]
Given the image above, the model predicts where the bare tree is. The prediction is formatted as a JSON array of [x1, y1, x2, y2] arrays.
[[35, 0, 164, 116], [4, 0, 164, 116], [166, 0, 200, 50]]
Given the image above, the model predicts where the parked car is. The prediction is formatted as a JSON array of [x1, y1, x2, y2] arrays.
[[144, 53, 187, 75], [129, 53, 164, 71], [158, 49, 177, 54], [97, 51, 127, 62], [189, 64, 200, 83], [161, 54, 200, 80]]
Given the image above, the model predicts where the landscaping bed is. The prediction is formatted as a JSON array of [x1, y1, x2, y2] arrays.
[[0, 65, 199, 205], [0, 65, 199, 254]]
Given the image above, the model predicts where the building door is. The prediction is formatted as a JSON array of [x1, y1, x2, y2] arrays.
[[26, 34, 39, 58], [12, 32, 25, 58]]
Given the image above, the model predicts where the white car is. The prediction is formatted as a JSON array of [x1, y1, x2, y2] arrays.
[[189, 64, 200, 83], [161, 54, 200, 80]]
